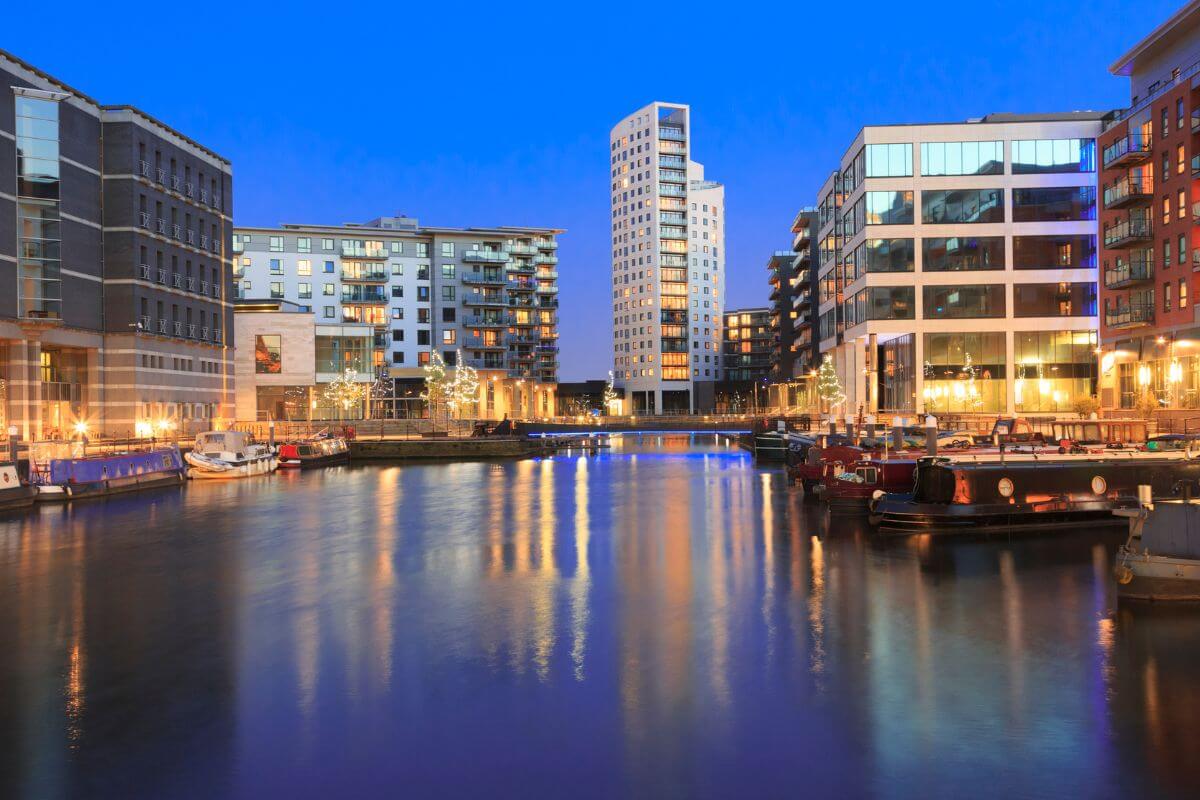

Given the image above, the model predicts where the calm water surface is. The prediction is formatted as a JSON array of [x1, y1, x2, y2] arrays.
[[1, 433, 1198, 799]]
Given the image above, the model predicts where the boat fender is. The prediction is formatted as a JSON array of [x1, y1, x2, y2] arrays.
[[1115, 565, 1134, 585], [871, 489, 886, 501]]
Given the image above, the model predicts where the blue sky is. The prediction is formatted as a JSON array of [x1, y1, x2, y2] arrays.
[[8, 0, 1185, 379]]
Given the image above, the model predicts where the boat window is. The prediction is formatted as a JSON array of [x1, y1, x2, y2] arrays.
[[856, 467, 878, 484]]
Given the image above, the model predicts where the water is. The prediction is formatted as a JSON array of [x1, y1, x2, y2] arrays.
[[1, 433, 1198, 799]]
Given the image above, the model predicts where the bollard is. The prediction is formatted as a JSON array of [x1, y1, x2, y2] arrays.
[[865, 413, 877, 442], [827, 417, 837, 437], [925, 415, 938, 456], [7, 425, 17, 465], [892, 416, 905, 451], [844, 414, 854, 436], [268, 419, 276, 451]]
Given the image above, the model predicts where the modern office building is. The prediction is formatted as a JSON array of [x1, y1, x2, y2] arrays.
[[233, 217, 562, 420], [1096, 0, 1200, 413], [610, 102, 725, 413], [0, 49, 233, 440], [815, 113, 1104, 416]]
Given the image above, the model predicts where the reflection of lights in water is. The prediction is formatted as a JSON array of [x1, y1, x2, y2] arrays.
[[761, 472, 776, 660], [571, 456, 590, 681], [809, 535, 825, 676], [999, 550, 1025, 721]]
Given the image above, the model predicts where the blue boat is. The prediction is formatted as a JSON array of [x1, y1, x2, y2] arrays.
[[29, 443, 186, 502]]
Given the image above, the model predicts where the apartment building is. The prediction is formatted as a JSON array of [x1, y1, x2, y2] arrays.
[[610, 102, 725, 414], [0, 49, 233, 440], [766, 251, 797, 382], [1097, 0, 1200, 412], [722, 308, 772, 382], [815, 113, 1104, 416], [233, 217, 562, 420]]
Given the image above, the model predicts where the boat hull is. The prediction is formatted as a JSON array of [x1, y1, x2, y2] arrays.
[[0, 484, 38, 512], [36, 471, 185, 502], [1117, 554, 1200, 601], [186, 455, 277, 479], [31, 447, 186, 502]]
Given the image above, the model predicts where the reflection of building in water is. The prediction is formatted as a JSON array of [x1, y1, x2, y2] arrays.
[[1110, 605, 1200, 794]]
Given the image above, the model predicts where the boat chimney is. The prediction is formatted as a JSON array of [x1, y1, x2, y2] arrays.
[[925, 415, 938, 456], [1138, 484, 1153, 508]]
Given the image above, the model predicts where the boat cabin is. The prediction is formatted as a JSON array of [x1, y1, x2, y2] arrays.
[[194, 431, 257, 456], [1051, 420, 1147, 447]]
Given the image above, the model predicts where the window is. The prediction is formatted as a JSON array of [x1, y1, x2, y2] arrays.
[[1162, 108, 1169, 139], [416, 243, 429, 257], [1182, 278, 1189, 309], [297, 259, 311, 276], [1011, 139, 1095, 173], [1013, 282, 1096, 317], [417, 330, 430, 345], [1179, 144, 1187, 175], [1180, 188, 1187, 219], [442, 308, 456, 322], [323, 306, 335, 318], [865, 191, 914, 225], [254, 335, 282, 373], [857, 286, 914, 320], [923, 284, 1005, 318], [442, 330, 456, 345], [864, 143, 913, 177], [1179, 98, 1186, 130], [1164, 196, 1172, 225], [392, 308, 404, 320], [848, 238, 914, 277], [1181, 234, 1188, 265], [269, 236, 283, 252], [269, 281, 283, 299], [323, 261, 334, 273], [440, 242, 454, 257], [1165, 282, 1173, 312], [391, 285, 403, 298], [920, 141, 1003, 176], [391, 263, 404, 276], [1012, 187, 1095, 222], [417, 265, 429, 280], [392, 329, 404, 342], [298, 282, 311, 299], [922, 237, 1004, 271], [390, 241, 403, 254], [418, 308, 430, 323], [417, 286, 430, 302], [441, 286, 455, 301], [323, 283, 334, 295], [1165, 239, 1172, 268], [392, 351, 405, 364], [1013, 235, 1096, 270], [269, 259, 282, 274], [298, 237, 311, 253], [321, 238, 335, 251], [922, 189, 1004, 224], [441, 264, 455, 279]]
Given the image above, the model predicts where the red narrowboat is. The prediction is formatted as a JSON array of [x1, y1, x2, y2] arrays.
[[277, 436, 350, 469]]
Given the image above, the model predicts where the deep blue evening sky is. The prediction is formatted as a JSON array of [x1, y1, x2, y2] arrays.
[[8, 0, 1185, 379]]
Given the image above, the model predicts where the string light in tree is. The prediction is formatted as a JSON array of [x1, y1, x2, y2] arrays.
[[323, 368, 367, 412]]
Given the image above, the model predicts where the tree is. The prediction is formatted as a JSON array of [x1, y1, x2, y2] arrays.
[[369, 374, 395, 420], [960, 353, 983, 412], [448, 350, 479, 419], [323, 369, 367, 419], [602, 371, 619, 415], [422, 351, 449, 421], [816, 355, 845, 413]]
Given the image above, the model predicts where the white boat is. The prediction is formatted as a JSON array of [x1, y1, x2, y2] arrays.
[[1115, 488, 1200, 601], [185, 431, 278, 480]]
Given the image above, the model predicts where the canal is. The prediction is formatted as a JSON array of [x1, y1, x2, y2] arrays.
[[1, 433, 1197, 799]]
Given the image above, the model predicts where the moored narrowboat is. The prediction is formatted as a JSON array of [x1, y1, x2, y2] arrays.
[[28, 442, 185, 502], [278, 436, 350, 468], [0, 464, 37, 512], [1114, 494, 1200, 602], [870, 450, 1200, 534], [823, 457, 917, 513]]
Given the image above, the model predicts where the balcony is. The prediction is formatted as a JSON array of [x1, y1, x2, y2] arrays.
[[172, 224, 182, 240], [156, 218, 167, 235], [462, 291, 507, 307], [507, 260, 536, 274], [534, 253, 558, 265], [341, 246, 388, 260], [465, 357, 507, 370], [508, 243, 538, 256], [1104, 176, 1154, 209], [792, 228, 812, 251], [507, 333, 538, 346], [659, 183, 686, 197], [464, 335, 505, 349], [461, 270, 508, 285], [173, 273, 184, 289], [659, 226, 687, 240], [1104, 218, 1153, 248], [1105, 303, 1155, 330], [660, 211, 687, 225], [465, 313, 515, 327], [461, 249, 509, 264], [342, 266, 389, 282], [1102, 134, 1152, 169], [173, 321, 183, 336], [659, 169, 687, 184], [341, 287, 388, 304], [535, 239, 557, 250], [186, 230, 196, 246], [535, 284, 558, 294], [138, 264, 151, 280], [158, 319, 168, 334], [138, 314, 150, 331], [658, 125, 685, 142], [659, 155, 686, 169], [138, 160, 153, 179], [201, 280, 209, 295], [508, 279, 535, 293], [157, 267, 168, 285], [171, 175, 183, 192]]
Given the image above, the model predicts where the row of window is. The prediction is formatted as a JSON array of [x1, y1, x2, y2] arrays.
[[844, 187, 1095, 234], [842, 282, 1097, 323], [843, 234, 1096, 275], [853, 139, 1095, 180]]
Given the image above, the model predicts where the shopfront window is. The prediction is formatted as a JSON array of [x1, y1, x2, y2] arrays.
[[1013, 330, 1096, 413], [922, 332, 1006, 413]]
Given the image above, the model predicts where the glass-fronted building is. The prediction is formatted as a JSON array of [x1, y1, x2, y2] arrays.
[[811, 113, 1104, 416]]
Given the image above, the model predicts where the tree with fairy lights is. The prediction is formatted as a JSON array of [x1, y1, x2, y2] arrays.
[[602, 370, 619, 415], [422, 351, 449, 421], [448, 350, 479, 419], [816, 354, 845, 413], [960, 352, 983, 411], [369, 373, 395, 420], [323, 368, 367, 419]]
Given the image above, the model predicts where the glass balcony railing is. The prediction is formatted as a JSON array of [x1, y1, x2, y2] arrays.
[[1103, 258, 1154, 289], [462, 291, 507, 306], [658, 125, 685, 142], [1102, 133, 1152, 169], [508, 243, 538, 255], [341, 287, 388, 303], [1105, 303, 1155, 329], [659, 155, 686, 169], [659, 226, 687, 240], [461, 270, 507, 285], [659, 184, 686, 197], [341, 246, 388, 259], [341, 267, 389, 282], [1103, 176, 1153, 209], [462, 249, 509, 263], [1103, 218, 1153, 248], [658, 169, 687, 184]]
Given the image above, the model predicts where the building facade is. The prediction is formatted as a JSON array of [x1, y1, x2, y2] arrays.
[[233, 217, 562, 420], [722, 307, 772, 383], [610, 102, 725, 414], [815, 114, 1104, 417], [766, 251, 796, 382], [1096, 0, 1200, 412], [0, 49, 233, 440]]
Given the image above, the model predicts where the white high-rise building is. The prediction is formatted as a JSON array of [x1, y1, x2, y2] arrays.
[[610, 102, 725, 414]]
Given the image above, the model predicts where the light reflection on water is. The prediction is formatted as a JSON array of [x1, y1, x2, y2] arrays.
[[0, 432, 1198, 799]]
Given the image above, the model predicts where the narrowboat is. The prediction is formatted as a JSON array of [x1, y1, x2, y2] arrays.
[[185, 431, 278, 479], [0, 464, 37, 512], [277, 436, 350, 468], [1112, 487, 1200, 601], [823, 457, 918, 513], [870, 450, 1200, 534], [28, 442, 185, 502]]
